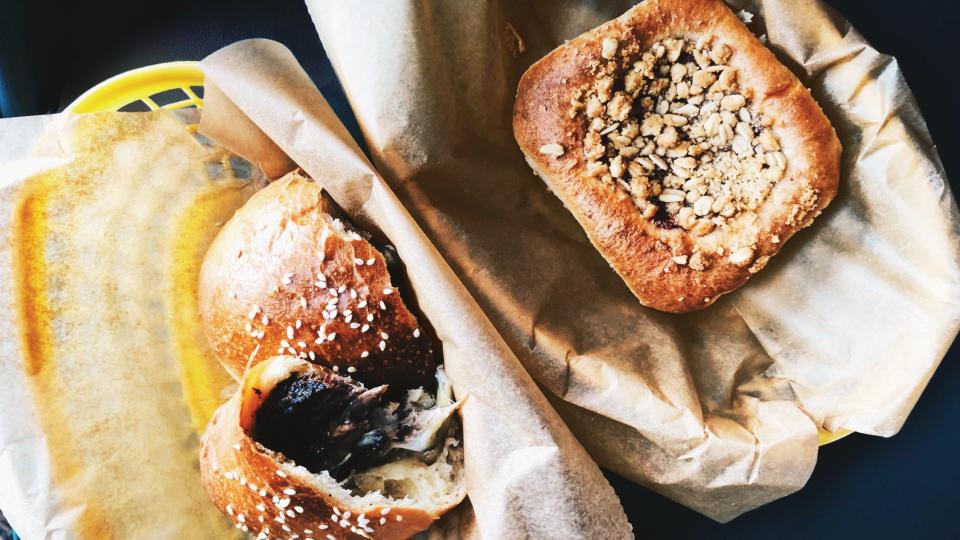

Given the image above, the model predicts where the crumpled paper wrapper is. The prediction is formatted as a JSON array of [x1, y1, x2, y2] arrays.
[[0, 110, 259, 539], [0, 45, 631, 540], [300, 0, 960, 522]]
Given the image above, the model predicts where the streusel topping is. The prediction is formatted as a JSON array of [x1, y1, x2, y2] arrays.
[[564, 36, 788, 269]]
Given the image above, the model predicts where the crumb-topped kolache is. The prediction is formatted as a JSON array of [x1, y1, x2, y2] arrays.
[[197, 172, 466, 539], [514, 0, 841, 312]]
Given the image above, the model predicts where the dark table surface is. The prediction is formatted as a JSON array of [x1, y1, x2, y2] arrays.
[[1, 1, 958, 538]]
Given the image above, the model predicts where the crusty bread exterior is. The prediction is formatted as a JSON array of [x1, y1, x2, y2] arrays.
[[198, 172, 436, 387], [513, 0, 841, 312], [200, 356, 464, 540]]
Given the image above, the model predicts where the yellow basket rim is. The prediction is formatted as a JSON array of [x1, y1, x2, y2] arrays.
[[65, 61, 204, 113]]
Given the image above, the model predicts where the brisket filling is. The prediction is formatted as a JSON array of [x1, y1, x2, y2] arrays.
[[253, 369, 457, 480]]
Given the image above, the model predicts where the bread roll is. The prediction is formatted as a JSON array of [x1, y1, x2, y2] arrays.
[[200, 356, 466, 540], [513, 0, 841, 312], [198, 172, 436, 388]]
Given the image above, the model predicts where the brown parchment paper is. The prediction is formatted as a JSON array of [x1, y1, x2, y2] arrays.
[[0, 110, 259, 538], [198, 39, 632, 539], [300, 0, 960, 522]]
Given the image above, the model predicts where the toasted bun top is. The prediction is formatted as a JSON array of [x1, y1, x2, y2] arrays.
[[198, 171, 436, 388]]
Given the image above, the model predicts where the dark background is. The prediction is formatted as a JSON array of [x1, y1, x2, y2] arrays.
[[1, 1, 958, 538]]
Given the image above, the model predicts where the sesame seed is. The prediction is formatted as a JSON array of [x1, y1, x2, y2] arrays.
[[280, 339, 291, 348], [261, 315, 269, 325], [413, 328, 421, 338], [366, 258, 375, 265], [343, 511, 352, 519], [350, 289, 358, 299], [300, 296, 308, 309], [308, 351, 316, 360], [226, 504, 234, 516], [297, 340, 307, 348], [350, 322, 360, 329], [259, 489, 267, 496], [299, 351, 308, 359], [282, 524, 291, 532], [379, 518, 386, 525], [338, 285, 346, 293], [360, 351, 369, 358], [333, 507, 341, 516], [286, 509, 295, 517], [358, 300, 368, 308], [354, 258, 364, 265], [248, 483, 257, 492], [379, 301, 386, 310], [381, 508, 391, 515], [327, 535, 336, 540], [379, 340, 386, 351], [295, 506, 304, 514], [239, 477, 246, 486], [318, 524, 328, 530], [367, 313, 375, 322], [237, 513, 246, 523], [286, 326, 294, 339], [361, 324, 370, 332], [345, 314, 353, 323], [305, 529, 313, 534], [278, 498, 291, 508], [347, 366, 357, 373], [340, 521, 349, 528], [396, 515, 403, 522], [276, 348, 285, 354], [295, 319, 302, 329], [283, 488, 296, 495], [256, 504, 266, 512], [328, 332, 337, 341], [276, 470, 287, 477], [328, 288, 337, 296], [245, 322, 252, 333], [380, 332, 389, 339], [232, 443, 241, 451], [333, 366, 340, 372], [357, 515, 369, 527]]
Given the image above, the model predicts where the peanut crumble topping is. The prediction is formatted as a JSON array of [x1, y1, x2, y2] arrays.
[[569, 36, 789, 270]]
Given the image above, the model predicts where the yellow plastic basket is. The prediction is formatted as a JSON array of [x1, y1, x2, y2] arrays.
[[66, 61, 204, 113], [65, 62, 852, 446]]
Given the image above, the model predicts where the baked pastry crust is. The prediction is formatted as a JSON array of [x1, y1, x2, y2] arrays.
[[513, 0, 841, 312], [198, 171, 436, 387]]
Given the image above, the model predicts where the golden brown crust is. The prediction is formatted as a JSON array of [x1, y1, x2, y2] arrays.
[[513, 0, 841, 312], [199, 358, 442, 540], [198, 171, 436, 387]]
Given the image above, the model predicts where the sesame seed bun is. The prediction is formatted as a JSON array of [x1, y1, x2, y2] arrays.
[[198, 171, 436, 389], [200, 356, 466, 539]]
